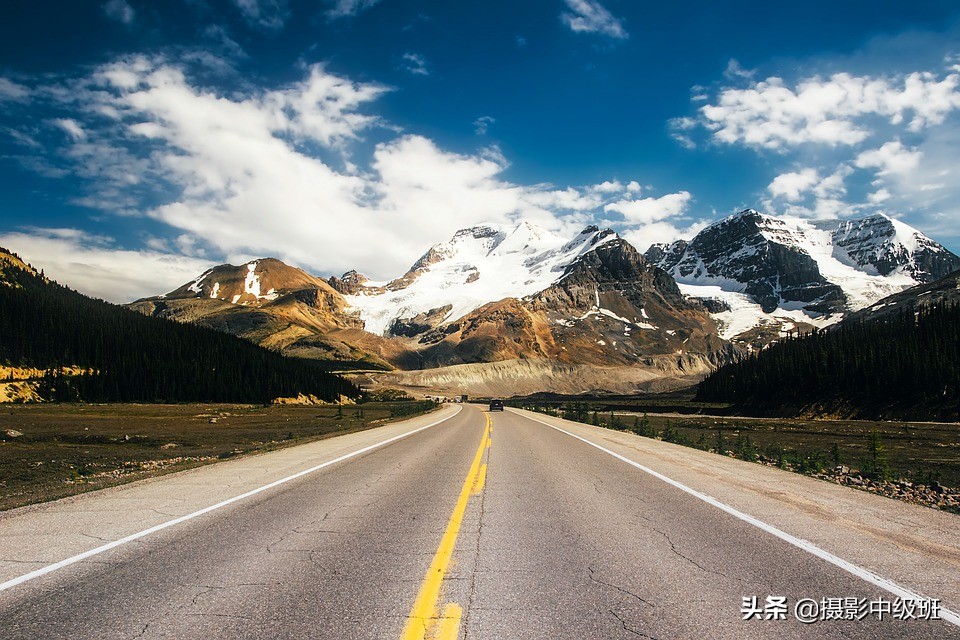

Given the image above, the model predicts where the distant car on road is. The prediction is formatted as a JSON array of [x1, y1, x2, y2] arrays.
[[488, 399, 504, 412]]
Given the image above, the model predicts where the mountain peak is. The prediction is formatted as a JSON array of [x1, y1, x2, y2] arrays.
[[727, 208, 765, 222], [451, 225, 502, 241], [644, 211, 960, 343], [159, 257, 333, 306], [343, 222, 626, 336]]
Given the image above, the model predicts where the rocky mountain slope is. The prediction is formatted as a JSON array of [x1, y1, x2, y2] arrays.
[[129, 258, 408, 368], [332, 222, 616, 336], [696, 272, 960, 421], [133, 223, 732, 394], [645, 210, 960, 349], [842, 268, 960, 324], [333, 224, 729, 369], [128, 212, 958, 396]]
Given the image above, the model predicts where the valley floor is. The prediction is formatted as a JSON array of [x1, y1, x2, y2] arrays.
[[0, 401, 436, 511]]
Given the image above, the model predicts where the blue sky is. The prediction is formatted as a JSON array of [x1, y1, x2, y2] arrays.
[[2, 0, 960, 301]]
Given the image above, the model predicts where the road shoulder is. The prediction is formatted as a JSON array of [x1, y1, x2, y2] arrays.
[[0, 404, 461, 586]]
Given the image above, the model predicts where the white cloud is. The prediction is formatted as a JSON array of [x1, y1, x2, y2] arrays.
[[232, 0, 289, 29], [401, 53, 429, 76], [63, 61, 590, 276], [560, 0, 627, 39], [589, 180, 623, 194], [697, 69, 960, 150], [724, 59, 754, 80], [473, 115, 495, 136], [668, 116, 697, 149], [53, 118, 86, 141], [0, 229, 211, 303], [603, 191, 692, 224], [623, 220, 709, 254], [12, 57, 705, 300], [854, 140, 922, 176], [325, 0, 381, 19], [764, 165, 853, 220], [102, 0, 135, 24], [767, 168, 819, 202], [602, 189, 705, 253], [0, 77, 30, 101], [675, 57, 960, 241]]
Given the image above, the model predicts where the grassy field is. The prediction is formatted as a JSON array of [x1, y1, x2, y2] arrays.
[[0, 401, 435, 511], [519, 402, 960, 489]]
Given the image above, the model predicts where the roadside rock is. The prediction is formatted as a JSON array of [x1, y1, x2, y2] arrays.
[[813, 468, 960, 514]]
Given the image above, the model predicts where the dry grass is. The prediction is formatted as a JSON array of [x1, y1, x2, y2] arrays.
[[612, 412, 960, 487], [0, 401, 435, 511]]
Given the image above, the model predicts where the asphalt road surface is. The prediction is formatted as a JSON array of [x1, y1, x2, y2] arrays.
[[1, 404, 958, 639]]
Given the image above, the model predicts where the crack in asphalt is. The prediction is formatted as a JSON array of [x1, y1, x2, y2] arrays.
[[0, 558, 49, 564], [80, 532, 110, 542], [587, 566, 655, 608], [610, 608, 661, 639], [463, 433, 491, 639], [186, 612, 252, 620], [647, 525, 726, 579], [641, 524, 772, 592], [189, 585, 223, 607]]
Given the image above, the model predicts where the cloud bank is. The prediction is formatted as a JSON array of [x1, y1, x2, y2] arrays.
[[3, 56, 693, 301]]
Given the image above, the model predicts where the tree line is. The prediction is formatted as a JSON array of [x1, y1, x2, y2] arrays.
[[696, 302, 960, 420], [0, 261, 358, 403]]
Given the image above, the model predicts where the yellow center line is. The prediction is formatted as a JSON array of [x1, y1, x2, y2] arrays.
[[471, 464, 488, 496], [399, 412, 492, 640]]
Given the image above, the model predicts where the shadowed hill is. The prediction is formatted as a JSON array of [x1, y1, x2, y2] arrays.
[[0, 248, 357, 404]]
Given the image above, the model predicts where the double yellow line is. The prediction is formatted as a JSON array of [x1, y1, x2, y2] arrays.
[[399, 413, 492, 640]]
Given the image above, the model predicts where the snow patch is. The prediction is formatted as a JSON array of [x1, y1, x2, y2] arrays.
[[575, 306, 657, 330], [244, 262, 261, 299], [187, 270, 210, 295], [346, 222, 620, 336], [679, 283, 842, 340]]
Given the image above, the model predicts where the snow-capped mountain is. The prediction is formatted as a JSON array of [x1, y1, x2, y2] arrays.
[[130, 258, 402, 367], [325, 222, 729, 383], [331, 222, 619, 336], [131, 222, 730, 394], [644, 210, 960, 346]]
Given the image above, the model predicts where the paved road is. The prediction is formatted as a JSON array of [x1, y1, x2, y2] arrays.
[[1, 405, 957, 639]]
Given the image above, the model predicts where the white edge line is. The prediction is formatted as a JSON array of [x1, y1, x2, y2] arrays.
[[511, 408, 960, 628], [0, 406, 463, 594]]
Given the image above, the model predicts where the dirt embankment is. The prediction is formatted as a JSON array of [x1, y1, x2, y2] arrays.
[[358, 355, 714, 397]]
